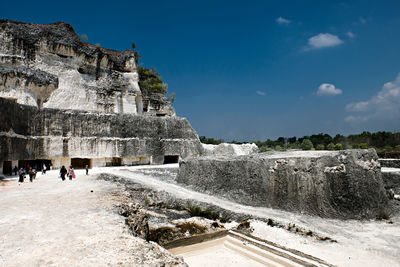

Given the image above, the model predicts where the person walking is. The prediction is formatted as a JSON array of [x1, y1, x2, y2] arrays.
[[13, 166, 18, 175], [28, 168, 34, 182], [85, 165, 89, 175], [67, 166, 75, 180], [60, 166, 67, 181], [42, 163, 47, 175], [18, 168, 25, 184]]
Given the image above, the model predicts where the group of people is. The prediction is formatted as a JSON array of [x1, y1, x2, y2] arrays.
[[15, 163, 89, 183], [59, 165, 76, 181], [16, 162, 50, 184], [17, 166, 36, 183], [59, 165, 89, 180]]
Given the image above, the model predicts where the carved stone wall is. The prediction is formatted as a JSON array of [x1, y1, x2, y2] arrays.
[[0, 98, 202, 166], [177, 150, 388, 219]]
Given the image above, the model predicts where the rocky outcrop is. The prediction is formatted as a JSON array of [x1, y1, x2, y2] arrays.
[[0, 19, 174, 116], [202, 143, 258, 157], [177, 150, 388, 219], [381, 168, 400, 195], [120, 203, 150, 241], [0, 97, 202, 165]]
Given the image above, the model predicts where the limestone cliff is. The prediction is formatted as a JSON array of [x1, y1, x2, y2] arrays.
[[177, 150, 388, 219], [0, 19, 174, 116], [0, 98, 201, 166]]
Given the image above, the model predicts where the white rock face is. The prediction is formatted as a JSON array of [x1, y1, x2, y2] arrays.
[[202, 143, 259, 157], [0, 20, 163, 115]]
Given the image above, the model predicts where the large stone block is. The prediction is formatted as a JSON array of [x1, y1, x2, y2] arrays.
[[177, 150, 388, 219]]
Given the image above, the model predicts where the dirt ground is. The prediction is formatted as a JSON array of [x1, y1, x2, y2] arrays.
[[0, 169, 184, 267]]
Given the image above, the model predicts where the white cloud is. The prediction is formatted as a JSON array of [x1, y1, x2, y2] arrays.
[[317, 83, 343, 96], [345, 73, 400, 122], [346, 101, 368, 112], [346, 31, 355, 39], [306, 33, 343, 50], [276, 17, 291, 25], [256, 90, 266, 96], [344, 115, 369, 123]]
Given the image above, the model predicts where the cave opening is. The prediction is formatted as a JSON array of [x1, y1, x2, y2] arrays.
[[163, 155, 179, 164], [71, 158, 92, 169]]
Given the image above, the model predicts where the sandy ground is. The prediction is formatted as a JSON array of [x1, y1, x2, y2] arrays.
[[0, 169, 183, 267], [96, 165, 400, 267], [2, 165, 399, 267]]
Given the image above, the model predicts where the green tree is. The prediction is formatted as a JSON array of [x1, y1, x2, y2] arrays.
[[358, 143, 368, 149], [335, 143, 343, 150], [138, 66, 168, 96], [301, 139, 314, 150], [259, 146, 271, 152], [316, 144, 325, 150], [327, 143, 335, 150]]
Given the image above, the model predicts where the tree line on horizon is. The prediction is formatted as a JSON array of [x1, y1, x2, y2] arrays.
[[199, 131, 400, 157]]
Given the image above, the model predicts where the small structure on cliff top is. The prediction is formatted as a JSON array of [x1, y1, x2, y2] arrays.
[[0, 20, 202, 174]]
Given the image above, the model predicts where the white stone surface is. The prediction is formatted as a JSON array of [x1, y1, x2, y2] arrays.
[[202, 143, 259, 157]]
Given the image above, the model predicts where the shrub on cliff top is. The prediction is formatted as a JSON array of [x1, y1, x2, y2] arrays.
[[301, 139, 314, 150], [335, 143, 343, 150], [316, 144, 325, 150], [327, 142, 335, 150], [138, 66, 168, 96]]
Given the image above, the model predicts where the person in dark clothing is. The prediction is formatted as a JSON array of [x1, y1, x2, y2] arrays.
[[85, 165, 89, 175], [13, 166, 18, 176], [18, 168, 25, 184], [60, 166, 67, 181], [28, 168, 34, 182]]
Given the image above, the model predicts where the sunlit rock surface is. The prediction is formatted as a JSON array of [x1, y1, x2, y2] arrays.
[[0, 98, 202, 166], [202, 143, 258, 157], [0, 19, 174, 116], [177, 149, 388, 219]]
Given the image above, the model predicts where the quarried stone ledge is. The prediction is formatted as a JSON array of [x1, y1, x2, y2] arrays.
[[177, 150, 388, 219], [0, 97, 202, 167]]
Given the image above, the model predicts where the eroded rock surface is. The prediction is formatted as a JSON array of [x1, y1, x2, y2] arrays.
[[382, 168, 400, 195], [0, 19, 174, 116], [177, 149, 388, 219]]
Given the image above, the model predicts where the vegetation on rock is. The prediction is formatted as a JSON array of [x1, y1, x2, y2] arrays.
[[138, 66, 168, 96]]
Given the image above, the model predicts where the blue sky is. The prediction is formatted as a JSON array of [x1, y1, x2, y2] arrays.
[[2, 0, 400, 141]]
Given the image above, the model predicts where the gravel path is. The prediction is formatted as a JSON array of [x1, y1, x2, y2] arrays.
[[0, 169, 185, 267]]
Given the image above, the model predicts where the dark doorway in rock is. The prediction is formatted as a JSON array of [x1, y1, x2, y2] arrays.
[[163, 155, 179, 164], [71, 158, 91, 169], [19, 159, 52, 171], [3, 161, 12, 175]]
